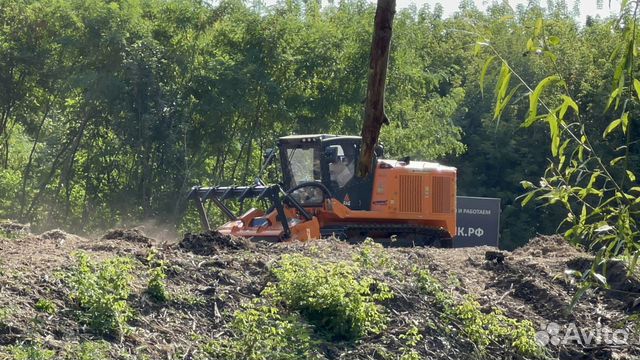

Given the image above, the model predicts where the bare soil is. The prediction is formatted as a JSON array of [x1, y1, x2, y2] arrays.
[[0, 225, 638, 359]]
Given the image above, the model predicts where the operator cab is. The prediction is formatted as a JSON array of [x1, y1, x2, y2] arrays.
[[277, 134, 375, 210]]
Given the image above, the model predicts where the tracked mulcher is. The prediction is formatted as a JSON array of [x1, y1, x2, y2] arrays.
[[188, 134, 456, 247]]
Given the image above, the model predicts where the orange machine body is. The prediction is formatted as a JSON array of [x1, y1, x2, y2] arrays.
[[217, 158, 456, 243]]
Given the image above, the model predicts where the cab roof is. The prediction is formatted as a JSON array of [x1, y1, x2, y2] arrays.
[[278, 134, 362, 143]]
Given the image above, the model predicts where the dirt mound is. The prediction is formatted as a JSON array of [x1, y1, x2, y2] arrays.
[[514, 234, 582, 258], [0, 221, 30, 235], [39, 229, 68, 240], [0, 231, 638, 359], [424, 236, 640, 359], [179, 230, 255, 255], [102, 228, 152, 245]]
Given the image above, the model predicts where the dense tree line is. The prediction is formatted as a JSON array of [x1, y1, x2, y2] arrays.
[[0, 0, 628, 248]]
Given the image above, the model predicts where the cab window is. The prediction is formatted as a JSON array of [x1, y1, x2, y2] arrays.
[[286, 147, 321, 187], [327, 144, 356, 189]]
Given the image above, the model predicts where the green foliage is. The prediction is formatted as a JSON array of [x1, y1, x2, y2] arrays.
[[414, 267, 542, 357], [478, 1, 640, 293], [35, 299, 57, 315], [352, 238, 390, 270], [65, 252, 134, 336], [8, 343, 55, 360], [399, 326, 423, 360], [263, 254, 393, 340], [146, 251, 168, 302], [452, 296, 541, 357], [0, 0, 465, 233], [204, 301, 319, 360], [0, 307, 10, 326], [64, 341, 110, 360]]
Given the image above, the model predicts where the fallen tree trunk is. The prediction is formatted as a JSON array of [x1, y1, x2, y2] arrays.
[[357, 0, 395, 177]]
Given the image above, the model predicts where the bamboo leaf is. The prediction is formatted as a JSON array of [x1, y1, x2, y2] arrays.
[[526, 75, 562, 126], [548, 113, 560, 157], [580, 204, 587, 225], [578, 135, 586, 162], [634, 78, 640, 101], [621, 112, 629, 135], [520, 180, 535, 190], [602, 118, 621, 138], [521, 191, 537, 206], [559, 95, 579, 119], [605, 87, 621, 112], [627, 170, 636, 182], [610, 156, 625, 166], [494, 84, 521, 122], [493, 62, 512, 120], [480, 55, 496, 98]]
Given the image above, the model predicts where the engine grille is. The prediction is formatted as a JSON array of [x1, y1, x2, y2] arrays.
[[432, 176, 452, 214], [399, 175, 422, 213]]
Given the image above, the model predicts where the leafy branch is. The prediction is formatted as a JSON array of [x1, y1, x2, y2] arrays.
[[477, 6, 640, 294]]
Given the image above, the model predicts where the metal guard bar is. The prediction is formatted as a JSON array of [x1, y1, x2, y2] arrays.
[[187, 185, 295, 239]]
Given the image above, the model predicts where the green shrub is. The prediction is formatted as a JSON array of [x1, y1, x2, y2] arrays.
[[9, 343, 55, 360], [353, 238, 390, 270], [35, 299, 57, 315], [0, 307, 9, 324], [399, 326, 423, 360], [66, 252, 134, 336], [146, 251, 168, 302], [205, 301, 318, 360], [65, 341, 110, 360], [415, 268, 542, 358], [452, 296, 541, 357], [263, 254, 393, 340]]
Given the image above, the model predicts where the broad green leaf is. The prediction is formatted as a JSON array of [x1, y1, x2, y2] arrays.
[[521, 191, 537, 206], [559, 95, 579, 119], [558, 139, 570, 169], [548, 36, 560, 45], [605, 87, 621, 112], [629, 187, 640, 193], [602, 118, 621, 138], [610, 156, 625, 166], [595, 224, 613, 232], [526, 75, 562, 126], [546, 112, 560, 157], [520, 180, 535, 190], [587, 171, 600, 188], [494, 84, 521, 122], [633, 78, 640, 101], [493, 63, 512, 120], [578, 135, 587, 161], [627, 170, 636, 182], [480, 55, 496, 97], [621, 112, 629, 135], [580, 204, 587, 225]]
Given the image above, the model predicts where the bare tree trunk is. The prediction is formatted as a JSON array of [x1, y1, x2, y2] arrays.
[[25, 113, 89, 221], [357, 0, 395, 177], [20, 100, 53, 214]]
